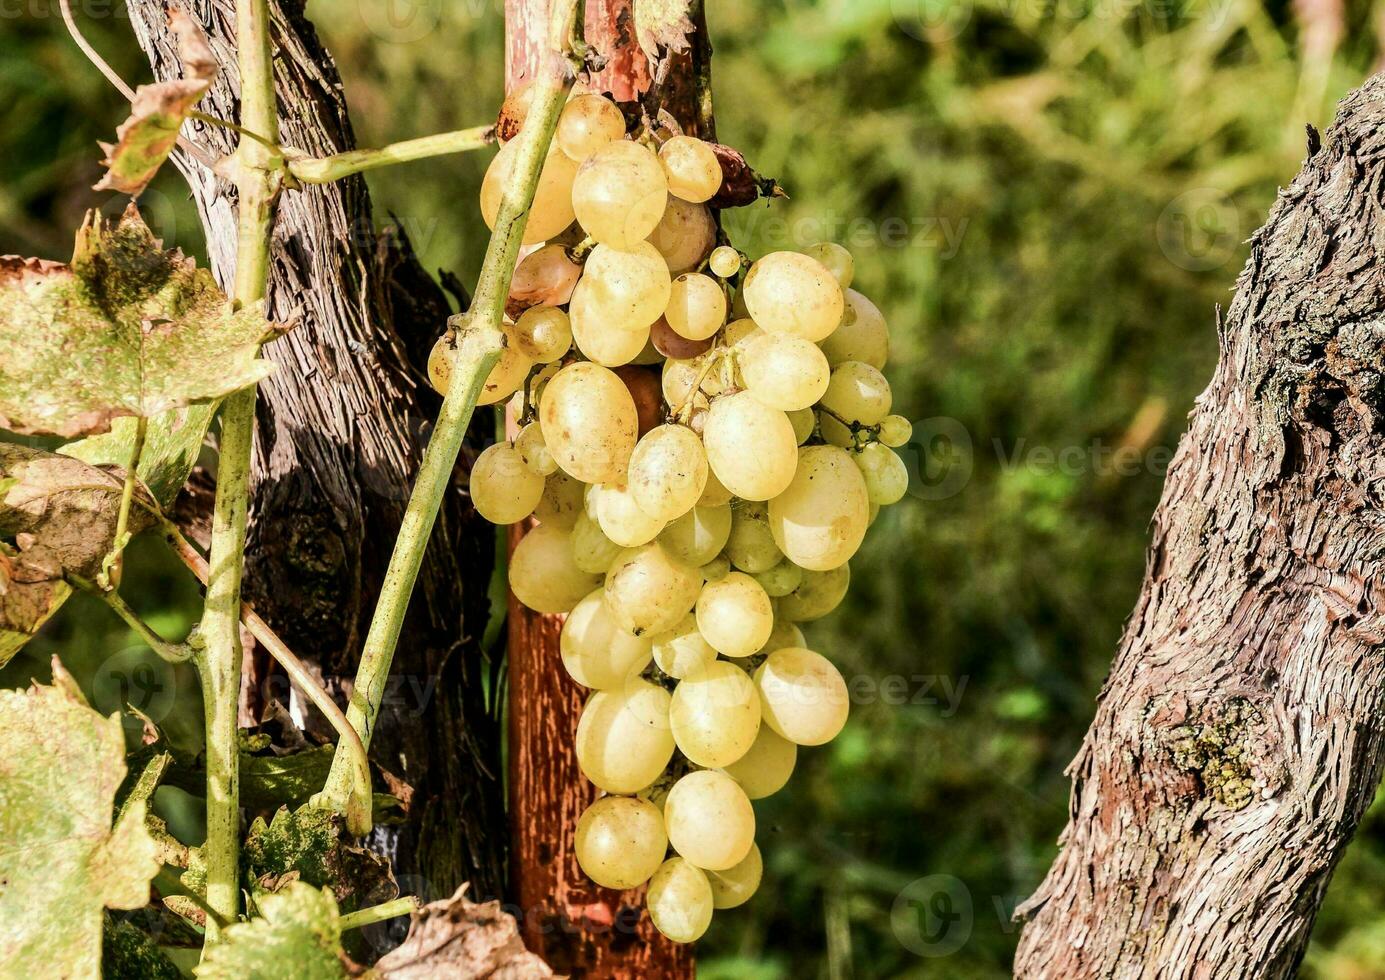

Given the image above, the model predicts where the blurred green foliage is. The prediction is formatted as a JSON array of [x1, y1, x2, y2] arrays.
[[3, 0, 1384, 974]]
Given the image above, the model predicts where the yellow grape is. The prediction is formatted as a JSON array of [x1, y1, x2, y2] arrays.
[[659, 504, 732, 567], [575, 796, 667, 890], [509, 523, 602, 614], [757, 616, 806, 656], [659, 135, 723, 203], [803, 242, 854, 288], [514, 421, 557, 476], [878, 414, 912, 448], [560, 588, 652, 690], [778, 564, 851, 622], [742, 251, 844, 342], [819, 288, 889, 369], [627, 423, 709, 522], [663, 769, 755, 870], [722, 727, 796, 801], [534, 470, 583, 529], [571, 510, 623, 574], [572, 140, 668, 249], [480, 140, 578, 245], [647, 197, 717, 275], [740, 333, 831, 411], [664, 273, 727, 341], [470, 442, 545, 524], [651, 611, 717, 679], [670, 659, 761, 768], [754, 647, 849, 746], [428, 328, 531, 406], [708, 245, 742, 279], [557, 93, 626, 162], [705, 843, 763, 910], [509, 244, 581, 314], [700, 554, 731, 582], [787, 407, 816, 445], [579, 241, 673, 331], [854, 442, 908, 506], [647, 857, 714, 943], [513, 306, 573, 364], [695, 571, 773, 658], [703, 392, 798, 501], [768, 446, 869, 570], [698, 467, 733, 508], [592, 481, 666, 547], [570, 287, 652, 366], [576, 680, 676, 793], [603, 543, 703, 635], [819, 361, 893, 450], [539, 362, 638, 484], [725, 500, 783, 574]]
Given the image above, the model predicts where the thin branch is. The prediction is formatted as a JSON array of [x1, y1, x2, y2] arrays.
[[67, 572, 192, 664], [337, 896, 421, 932], [59, 0, 136, 101], [99, 415, 147, 590], [318, 0, 586, 816], [287, 125, 497, 184]]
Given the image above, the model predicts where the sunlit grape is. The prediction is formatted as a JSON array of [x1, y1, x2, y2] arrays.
[[572, 140, 669, 249], [708, 245, 742, 279], [509, 244, 581, 314], [575, 796, 667, 890], [604, 543, 703, 635], [514, 421, 557, 476], [659, 504, 732, 567], [740, 333, 831, 411], [670, 659, 761, 768], [540, 362, 639, 484], [628, 423, 708, 522], [777, 563, 850, 622], [803, 242, 854, 288], [576, 680, 676, 792], [592, 481, 666, 547], [647, 857, 714, 943], [722, 727, 796, 801], [754, 647, 849, 746], [509, 523, 601, 614], [663, 769, 755, 870], [651, 611, 717, 679], [878, 414, 912, 448], [742, 251, 844, 342], [768, 446, 869, 570], [561, 588, 652, 690], [659, 135, 723, 203], [664, 273, 727, 342], [513, 306, 573, 364], [557, 93, 627, 162], [703, 392, 798, 501], [854, 442, 908, 506], [695, 571, 773, 658], [819, 289, 888, 369], [481, 140, 578, 245]]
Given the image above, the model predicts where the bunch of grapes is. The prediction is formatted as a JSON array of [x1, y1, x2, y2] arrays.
[[432, 90, 911, 944]]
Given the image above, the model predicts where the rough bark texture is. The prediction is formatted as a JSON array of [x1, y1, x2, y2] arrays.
[[503, 2, 701, 975], [1014, 75, 1385, 977], [127, 0, 505, 900]]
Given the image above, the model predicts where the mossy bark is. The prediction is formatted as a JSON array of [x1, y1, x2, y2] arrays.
[[1016, 74, 1385, 977]]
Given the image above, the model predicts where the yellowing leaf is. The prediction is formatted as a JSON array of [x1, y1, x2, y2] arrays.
[[635, 0, 696, 60], [0, 660, 162, 977], [63, 404, 216, 508], [0, 204, 278, 438], [195, 883, 348, 980], [95, 10, 218, 197]]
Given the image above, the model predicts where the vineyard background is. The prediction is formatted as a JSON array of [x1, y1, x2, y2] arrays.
[[3, 0, 1384, 975]]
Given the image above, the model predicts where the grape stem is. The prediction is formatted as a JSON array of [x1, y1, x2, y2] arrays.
[[317, 0, 588, 816], [337, 896, 422, 932], [98, 414, 147, 590], [817, 404, 881, 449], [285, 125, 497, 184], [677, 348, 724, 423], [66, 571, 191, 664]]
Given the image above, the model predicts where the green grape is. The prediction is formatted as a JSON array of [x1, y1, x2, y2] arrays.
[[647, 197, 716, 275], [754, 647, 849, 746], [627, 424, 709, 523], [695, 571, 773, 658], [561, 588, 652, 690], [722, 726, 796, 801], [651, 611, 717, 679], [740, 333, 831, 411], [698, 467, 734, 507], [603, 543, 703, 635], [539, 363, 638, 484], [757, 616, 806, 656], [878, 414, 912, 448], [777, 564, 850, 622], [509, 244, 581, 314], [703, 392, 798, 501], [819, 288, 889, 369], [659, 504, 732, 567], [513, 306, 573, 364], [509, 523, 602, 614], [571, 510, 622, 574], [742, 251, 844, 342], [572, 140, 669, 249], [670, 659, 761, 768], [706, 843, 763, 910], [854, 442, 908, 506], [592, 481, 666, 547], [664, 273, 727, 341], [820, 360, 893, 429], [659, 135, 723, 203], [469, 442, 545, 525], [481, 140, 578, 245], [725, 500, 783, 573], [787, 407, 816, 445], [534, 470, 583, 529], [579, 241, 673, 331], [708, 245, 742, 278], [576, 680, 676, 793], [700, 554, 731, 582], [575, 796, 667, 890], [647, 857, 714, 943], [768, 446, 869, 570], [557, 93, 626, 162], [663, 769, 755, 870], [803, 242, 854, 288], [753, 559, 803, 598], [514, 421, 558, 476]]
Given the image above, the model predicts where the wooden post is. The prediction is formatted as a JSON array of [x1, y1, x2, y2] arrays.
[[504, 1, 703, 975]]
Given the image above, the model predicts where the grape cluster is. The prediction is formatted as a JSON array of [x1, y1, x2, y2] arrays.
[[433, 91, 911, 944]]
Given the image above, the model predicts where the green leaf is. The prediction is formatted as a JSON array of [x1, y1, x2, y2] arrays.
[[243, 805, 398, 913], [0, 444, 155, 663], [102, 916, 182, 980], [0, 659, 162, 977], [194, 883, 348, 980], [0, 204, 278, 438], [635, 0, 696, 60], [63, 404, 216, 509], [95, 10, 218, 197]]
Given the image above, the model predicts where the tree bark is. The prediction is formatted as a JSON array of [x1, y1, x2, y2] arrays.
[[1014, 74, 1385, 977], [127, 0, 505, 900], [503, 2, 704, 975]]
